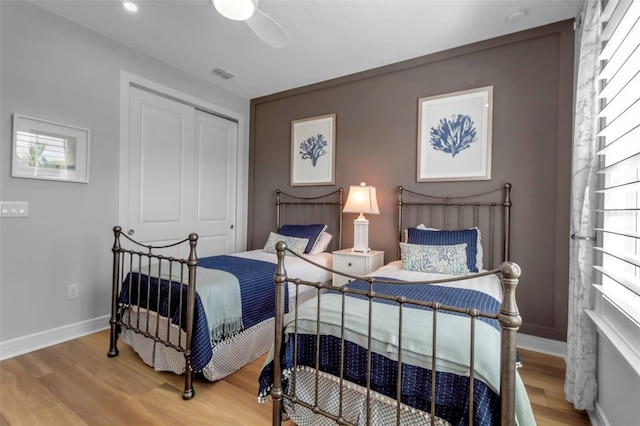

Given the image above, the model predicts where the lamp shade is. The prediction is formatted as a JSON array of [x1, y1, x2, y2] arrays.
[[212, 0, 256, 21], [343, 183, 380, 215]]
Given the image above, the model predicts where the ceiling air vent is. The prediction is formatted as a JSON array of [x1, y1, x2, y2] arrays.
[[212, 67, 235, 80]]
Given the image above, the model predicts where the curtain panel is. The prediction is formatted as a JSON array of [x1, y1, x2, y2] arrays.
[[565, 0, 600, 411]]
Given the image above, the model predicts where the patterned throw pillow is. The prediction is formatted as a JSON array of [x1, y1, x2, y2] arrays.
[[406, 225, 484, 270], [400, 242, 470, 275], [406, 227, 481, 272], [263, 232, 309, 256]]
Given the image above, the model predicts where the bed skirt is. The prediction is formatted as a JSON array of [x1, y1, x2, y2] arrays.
[[121, 308, 275, 381], [261, 367, 451, 426]]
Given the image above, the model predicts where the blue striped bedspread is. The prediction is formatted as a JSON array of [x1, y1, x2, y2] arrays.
[[119, 255, 287, 372], [345, 278, 501, 330]]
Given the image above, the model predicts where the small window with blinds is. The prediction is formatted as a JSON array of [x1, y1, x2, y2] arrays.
[[595, 0, 640, 321]]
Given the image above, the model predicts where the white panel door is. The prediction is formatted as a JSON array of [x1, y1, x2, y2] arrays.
[[193, 109, 237, 256], [124, 87, 237, 257]]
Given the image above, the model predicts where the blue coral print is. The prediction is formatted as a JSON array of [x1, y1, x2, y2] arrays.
[[430, 114, 477, 158], [299, 134, 327, 167]]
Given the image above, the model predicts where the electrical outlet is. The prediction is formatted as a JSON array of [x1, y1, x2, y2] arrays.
[[68, 284, 79, 299]]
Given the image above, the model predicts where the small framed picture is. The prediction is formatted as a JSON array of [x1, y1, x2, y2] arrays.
[[12, 114, 90, 183], [417, 86, 493, 182], [291, 113, 336, 186]]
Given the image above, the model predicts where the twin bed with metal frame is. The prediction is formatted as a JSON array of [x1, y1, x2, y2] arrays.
[[259, 183, 535, 425], [108, 188, 343, 399]]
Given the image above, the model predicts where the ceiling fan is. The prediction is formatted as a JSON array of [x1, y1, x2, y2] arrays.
[[212, 0, 290, 48]]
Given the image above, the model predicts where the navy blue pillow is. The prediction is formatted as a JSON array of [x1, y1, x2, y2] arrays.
[[406, 228, 479, 273], [278, 224, 327, 254]]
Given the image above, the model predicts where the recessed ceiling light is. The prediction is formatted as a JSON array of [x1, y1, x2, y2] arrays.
[[123, 2, 138, 13], [506, 9, 527, 24]]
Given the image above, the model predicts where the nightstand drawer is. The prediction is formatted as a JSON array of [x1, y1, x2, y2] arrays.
[[332, 249, 384, 287], [333, 255, 368, 275]]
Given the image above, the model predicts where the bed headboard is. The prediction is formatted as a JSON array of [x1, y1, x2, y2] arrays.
[[275, 188, 344, 253], [397, 183, 512, 270]]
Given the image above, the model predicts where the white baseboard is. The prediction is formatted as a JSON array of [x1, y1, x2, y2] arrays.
[[0, 315, 110, 361], [1, 320, 567, 361], [517, 333, 567, 359], [589, 403, 607, 426]]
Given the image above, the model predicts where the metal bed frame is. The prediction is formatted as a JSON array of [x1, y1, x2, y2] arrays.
[[269, 184, 523, 425], [108, 228, 199, 399], [107, 188, 343, 400], [397, 183, 511, 268], [276, 187, 344, 252]]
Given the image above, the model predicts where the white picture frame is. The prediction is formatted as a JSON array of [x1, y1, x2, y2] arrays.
[[417, 86, 493, 182], [12, 114, 90, 183], [290, 113, 336, 186]]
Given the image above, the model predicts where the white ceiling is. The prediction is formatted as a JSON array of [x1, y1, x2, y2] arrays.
[[30, 0, 583, 99]]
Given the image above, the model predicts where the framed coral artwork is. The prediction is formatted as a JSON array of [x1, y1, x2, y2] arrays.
[[290, 113, 336, 186], [417, 86, 493, 182]]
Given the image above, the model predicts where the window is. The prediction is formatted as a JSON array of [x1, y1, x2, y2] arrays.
[[595, 0, 640, 322]]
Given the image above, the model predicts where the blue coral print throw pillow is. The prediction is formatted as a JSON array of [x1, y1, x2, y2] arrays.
[[400, 242, 470, 275]]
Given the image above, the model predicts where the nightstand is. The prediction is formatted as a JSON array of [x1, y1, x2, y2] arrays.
[[332, 249, 384, 287]]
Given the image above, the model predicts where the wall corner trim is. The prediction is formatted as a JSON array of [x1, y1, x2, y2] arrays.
[[0, 315, 109, 361]]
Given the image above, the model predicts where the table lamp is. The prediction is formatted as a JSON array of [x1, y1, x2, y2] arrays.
[[343, 182, 380, 252]]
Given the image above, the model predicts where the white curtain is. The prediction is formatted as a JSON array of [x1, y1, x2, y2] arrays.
[[565, 0, 600, 411]]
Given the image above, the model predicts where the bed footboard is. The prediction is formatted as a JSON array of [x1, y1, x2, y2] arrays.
[[270, 243, 524, 426], [108, 226, 199, 400]]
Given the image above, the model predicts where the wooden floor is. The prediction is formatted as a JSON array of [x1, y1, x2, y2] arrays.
[[0, 330, 590, 425]]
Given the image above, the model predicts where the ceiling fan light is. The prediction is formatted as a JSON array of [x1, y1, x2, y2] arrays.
[[213, 0, 256, 21], [122, 1, 138, 12]]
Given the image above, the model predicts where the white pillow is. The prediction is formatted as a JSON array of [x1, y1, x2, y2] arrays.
[[263, 232, 309, 256], [400, 242, 469, 275], [309, 232, 332, 254]]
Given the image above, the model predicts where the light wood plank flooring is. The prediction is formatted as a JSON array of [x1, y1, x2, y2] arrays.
[[1, 330, 590, 425]]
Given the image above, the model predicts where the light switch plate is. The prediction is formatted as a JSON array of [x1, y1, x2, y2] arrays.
[[0, 202, 29, 217]]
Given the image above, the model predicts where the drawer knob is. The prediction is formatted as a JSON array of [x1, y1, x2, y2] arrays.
[[348, 262, 352, 266]]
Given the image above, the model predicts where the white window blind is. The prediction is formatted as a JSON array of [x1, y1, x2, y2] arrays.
[[595, 0, 640, 321]]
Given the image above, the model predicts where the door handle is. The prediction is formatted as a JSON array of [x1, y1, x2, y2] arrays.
[[127, 229, 135, 236]]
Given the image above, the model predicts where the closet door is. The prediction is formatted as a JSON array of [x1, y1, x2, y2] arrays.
[[192, 109, 237, 255], [122, 87, 237, 256]]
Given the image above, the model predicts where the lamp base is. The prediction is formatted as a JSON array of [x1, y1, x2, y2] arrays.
[[351, 214, 370, 253], [351, 246, 371, 253]]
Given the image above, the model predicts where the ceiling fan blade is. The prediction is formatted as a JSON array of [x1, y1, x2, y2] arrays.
[[245, 9, 290, 48]]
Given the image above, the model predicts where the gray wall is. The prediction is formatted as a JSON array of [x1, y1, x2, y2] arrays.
[[249, 21, 574, 341], [0, 2, 249, 343]]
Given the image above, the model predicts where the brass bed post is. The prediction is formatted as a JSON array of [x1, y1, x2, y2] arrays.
[[503, 183, 512, 261], [498, 261, 521, 426], [276, 189, 282, 230], [397, 186, 404, 260], [338, 187, 344, 250], [272, 241, 288, 425], [108, 226, 122, 357], [182, 233, 198, 400]]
